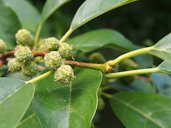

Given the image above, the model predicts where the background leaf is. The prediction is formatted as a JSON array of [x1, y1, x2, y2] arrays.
[[70, 0, 136, 30], [17, 113, 41, 128], [68, 29, 138, 52], [41, 0, 70, 23], [32, 68, 102, 128], [151, 73, 171, 97], [0, 1, 20, 49], [149, 33, 171, 63], [110, 92, 171, 128], [2, 0, 40, 33], [0, 78, 35, 128]]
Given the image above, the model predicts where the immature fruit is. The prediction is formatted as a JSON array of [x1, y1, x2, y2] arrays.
[[44, 37, 59, 51], [15, 29, 34, 46], [54, 64, 75, 85], [7, 58, 22, 72], [58, 43, 73, 58], [22, 61, 38, 76], [44, 51, 62, 69], [0, 39, 7, 53], [14, 45, 33, 63]]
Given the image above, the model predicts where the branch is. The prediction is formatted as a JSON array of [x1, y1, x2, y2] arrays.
[[106, 67, 160, 78], [0, 50, 112, 73]]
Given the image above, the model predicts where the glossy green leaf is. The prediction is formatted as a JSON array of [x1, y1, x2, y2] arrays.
[[3, 0, 40, 32], [0, 78, 35, 128], [17, 113, 41, 128], [110, 92, 171, 128], [68, 29, 138, 52], [149, 33, 171, 63], [70, 0, 137, 30], [158, 61, 171, 74], [0, 1, 20, 49], [41, 0, 70, 23], [32, 68, 102, 128]]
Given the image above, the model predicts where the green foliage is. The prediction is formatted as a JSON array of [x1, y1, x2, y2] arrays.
[[158, 61, 171, 74], [110, 92, 171, 128], [41, 0, 70, 23], [3, 0, 40, 32], [149, 33, 171, 62], [17, 114, 41, 128], [1, 0, 171, 127], [68, 29, 138, 52], [70, 0, 136, 30], [0, 1, 20, 49], [32, 68, 102, 128], [0, 78, 35, 128]]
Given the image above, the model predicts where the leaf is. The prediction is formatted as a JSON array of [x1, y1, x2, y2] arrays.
[[110, 92, 171, 128], [17, 114, 41, 128], [41, 0, 70, 23], [70, 0, 137, 30], [32, 68, 102, 128], [158, 61, 171, 74], [68, 29, 138, 52], [149, 33, 171, 63], [0, 1, 20, 49], [0, 78, 35, 128], [151, 73, 171, 97], [3, 0, 41, 32]]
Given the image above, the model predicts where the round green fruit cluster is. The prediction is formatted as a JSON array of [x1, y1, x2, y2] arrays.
[[7, 29, 38, 77], [43, 37, 74, 85]]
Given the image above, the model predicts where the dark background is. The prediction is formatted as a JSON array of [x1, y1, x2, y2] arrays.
[[31, 0, 171, 46], [30, 0, 171, 127]]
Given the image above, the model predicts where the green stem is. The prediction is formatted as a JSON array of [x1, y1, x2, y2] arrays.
[[106, 67, 160, 78], [59, 29, 74, 43], [101, 92, 113, 98], [34, 22, 44, 49], [106, 46, 154, 66], [26, 71, 52, 84]]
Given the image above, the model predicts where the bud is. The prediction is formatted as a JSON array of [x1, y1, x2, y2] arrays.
[[58, 43, 73, 58], [44, 37, 59, 51], [54, 64, 75, 85], [44, 51, 62, 69], [0, 39, 7, 54], [7, 58, 22, 72], [14, 45, 33, 63], [15, 29, 34, 46], [21, 61, 38, 76]]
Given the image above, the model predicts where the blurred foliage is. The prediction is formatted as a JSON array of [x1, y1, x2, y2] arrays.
[[11, 0, 171, 127], [30, 0, 171, 45]]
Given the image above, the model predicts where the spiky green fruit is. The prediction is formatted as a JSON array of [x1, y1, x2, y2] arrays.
[[44, 51, 62, 69], [15, 29, 34, 46], [14, 45, 33, 63], [22, 61, 38, 76], [44, 37, 59, 51], [0, 39, 7, 54], [54, 64, 75, 85], [58, 43, 73, 58], [7, 58, 22, 72]]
